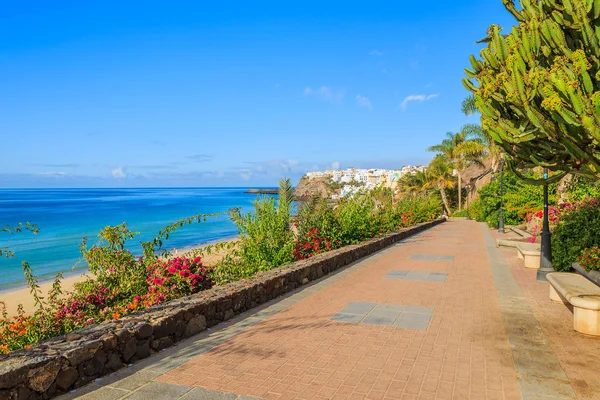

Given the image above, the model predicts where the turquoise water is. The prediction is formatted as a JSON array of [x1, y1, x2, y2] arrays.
[[0, 188, 262, 289]]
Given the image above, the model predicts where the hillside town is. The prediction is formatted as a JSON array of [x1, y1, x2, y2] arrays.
[[304, 166, 426, 198]]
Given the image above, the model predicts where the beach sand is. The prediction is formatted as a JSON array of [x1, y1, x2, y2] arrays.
[[0, 240, 235, 317]]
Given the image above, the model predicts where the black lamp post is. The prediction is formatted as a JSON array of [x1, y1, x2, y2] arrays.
[[537, 168, 553, 282], [498, 156, 505, 234]]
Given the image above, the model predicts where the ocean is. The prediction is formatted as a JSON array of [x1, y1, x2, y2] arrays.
[[0, 188, 263, 289]]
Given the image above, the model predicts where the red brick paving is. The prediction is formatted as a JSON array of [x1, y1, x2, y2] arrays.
[[157, 221, 528, 399]]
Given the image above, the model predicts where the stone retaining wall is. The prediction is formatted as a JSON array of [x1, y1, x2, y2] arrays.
[[0, 218, 445, 399]]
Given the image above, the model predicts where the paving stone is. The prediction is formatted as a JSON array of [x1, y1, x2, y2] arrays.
[[123, 382, 192, 400], [398, 312, 432, 322], [330, 313, 364, 323], [394, 315, 431, 330], [386, 270, 409, 276], [403, 305, 434, 315], [110, 370, 163, 391], [178, 387, 237, 399], [372, 303, 405, 313], [78, 387, 129, 400], [409, 254, 455, 261], [361, 315, 397, 326], [338, 302, 377, 315], [403, 271, 430, 280], [367, 309, 400, 320], [383, 270, 448, 282]]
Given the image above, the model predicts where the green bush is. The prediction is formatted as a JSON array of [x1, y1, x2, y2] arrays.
[[562, 175, 600, 202], [475, 171, 557, 228], [218, 195, 295, 283], [552, 199, 600, 272], [451, 209, 468, 218], [467, 198, 484, 222]]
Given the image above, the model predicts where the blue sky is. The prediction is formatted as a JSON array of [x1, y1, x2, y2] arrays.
[[1, 1, 516, 188]]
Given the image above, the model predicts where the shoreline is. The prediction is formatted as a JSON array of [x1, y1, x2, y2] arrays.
[[0, 236, 237, 316]]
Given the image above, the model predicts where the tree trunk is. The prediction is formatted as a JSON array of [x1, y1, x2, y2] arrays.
[[439, 187, 452, 216], [458, 173, 462, 211]]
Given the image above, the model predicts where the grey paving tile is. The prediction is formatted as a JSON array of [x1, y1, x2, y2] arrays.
[[429, 272, 448, 278], [338, 301, 377, 315], [518, 375, 577, 399], [367, 308, 401, 319], [404, 271, 430, 280], [78, 387, 129, 400], [110, 370, 163, 391], [409, 254, 455, 261], [386, 270, 409, 276], [372, 303, 405, 313], [123, 382, 192, 400], [403, 305, 434, 315], [394, 315, 431, 330], [179, 387, 238, 400], [331, 313, 364, 323], [361, 315, 396, 326], [398, 312, 432, 322]]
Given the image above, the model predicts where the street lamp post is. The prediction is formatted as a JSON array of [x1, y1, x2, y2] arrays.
[[498, 157, 505, 234], [537, 168, 553, 282]]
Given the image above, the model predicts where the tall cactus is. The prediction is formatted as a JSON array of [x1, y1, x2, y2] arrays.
[[464, 0, 600, 182]]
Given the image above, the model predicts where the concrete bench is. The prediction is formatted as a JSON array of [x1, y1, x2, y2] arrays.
[[516, 243, 540, 269], [547, 272, 600, 336]]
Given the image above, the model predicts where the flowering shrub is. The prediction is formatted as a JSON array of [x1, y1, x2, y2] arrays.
[[293, 228, 336, 260], [552, 197, 600, 271], [0, 225, 215, 353], [475, 171, 558, 228], [578, 246, 600, 272], [145, 256, 214, 305], [525, 206, 562, 243]]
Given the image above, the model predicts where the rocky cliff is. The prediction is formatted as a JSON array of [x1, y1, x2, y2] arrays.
[[294, 176, 332, 199]]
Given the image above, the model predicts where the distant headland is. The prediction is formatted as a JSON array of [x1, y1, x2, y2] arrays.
[[245, 188, 279, 194]]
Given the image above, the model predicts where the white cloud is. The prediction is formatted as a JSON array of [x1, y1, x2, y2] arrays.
[[304, 86, 344, 103], [318, 87, 333, 100], [331, 161, 340, 169], [111, 167, 127, 179], [400, 94, 439, 110], [356, 95, 372, 110], [38, 172, 67, 177], [369, 50, 383, 56]]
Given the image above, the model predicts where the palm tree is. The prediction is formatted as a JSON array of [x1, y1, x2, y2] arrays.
[[462, 96, 502, 173], [461, 95, 477, 116], [277, 177, 294, 231], [397, 170, 428, 196], [424, 155, 455, 215], [427, 126, 486, 211]]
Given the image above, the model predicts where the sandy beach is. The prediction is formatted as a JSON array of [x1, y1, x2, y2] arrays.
[[0, 239, 236, 317]]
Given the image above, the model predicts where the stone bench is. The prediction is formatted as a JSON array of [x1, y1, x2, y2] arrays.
[[516, 243, 540, 269], [547, 272, 600, 336]]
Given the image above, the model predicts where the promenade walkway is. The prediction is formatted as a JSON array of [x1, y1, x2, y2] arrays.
[[62, 220, 600, 400]]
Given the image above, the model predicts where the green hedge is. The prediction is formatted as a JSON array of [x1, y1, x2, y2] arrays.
[[552, 199, 600, 272]]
